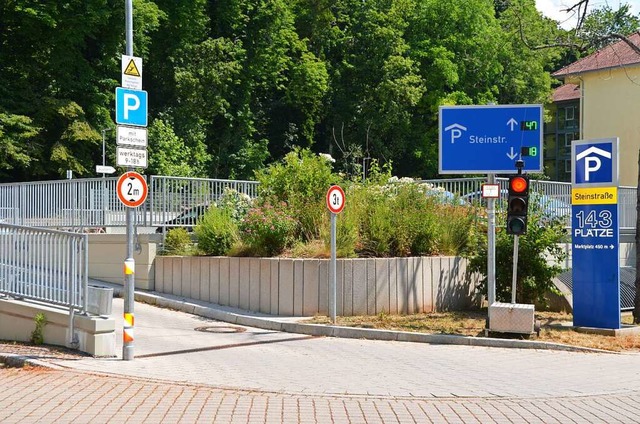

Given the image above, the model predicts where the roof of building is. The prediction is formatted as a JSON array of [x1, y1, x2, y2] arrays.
[[552, 83, 580, 102], [553, 32, 640, 78]]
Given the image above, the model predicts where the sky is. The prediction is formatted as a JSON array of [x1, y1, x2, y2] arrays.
[[536, 0, 640, 28]]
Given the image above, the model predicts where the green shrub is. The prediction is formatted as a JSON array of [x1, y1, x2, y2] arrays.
[[432, 203, 479, 256], [239, 202, 298, 256], [467, 207, 567, 305], [161, 228, 194, 256], [195, 206, 239, 256], [255, 148, 339, 241], [216, 187, 253, 224], [31, 313, 47, 345]]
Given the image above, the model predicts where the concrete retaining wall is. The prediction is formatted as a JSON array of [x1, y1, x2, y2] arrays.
[[0, 298, 116, 356], [155, 256, 480, 316], [87, 233, 161, 290]]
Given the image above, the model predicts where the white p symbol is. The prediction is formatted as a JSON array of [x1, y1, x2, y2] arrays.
[[584, 157, 601, 182], [123, 94, 140, 119], [450, 129, 462, 144]]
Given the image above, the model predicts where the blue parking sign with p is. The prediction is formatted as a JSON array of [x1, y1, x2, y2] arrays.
[[116, 87, 148, 127], [573, 141, 615, 185]]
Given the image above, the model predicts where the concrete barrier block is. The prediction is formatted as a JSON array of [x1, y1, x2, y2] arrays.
[[238, 258, 250, 311], [375, 259, 389, 314], [208, 258, 220, 304], [171, 257, 183, 297], [249, 258, 260, 312], [318, 260, 329, 315], [422, 257, 434, 312], [343, 259, 353, 316], [303, 260, 320, 316], [293, 259, 304, 316], [366, 259, 376, 315], [279, 259, 294, 316], [397, 258, 408, 314], [229, 257, 240, 308], [219, 257, 230, 306], [270, 259, 279, 315], [408, 257, 423, 314], [352, 259, 367, 315], [199, 258, 210, 302], [259, 259, 272, 314], [155, 257, 165, 293], [189, 257, 200, 301], [389, 258, 398, 314]]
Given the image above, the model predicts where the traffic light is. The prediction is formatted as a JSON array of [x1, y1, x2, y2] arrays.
[[506, 175, 529, 235]]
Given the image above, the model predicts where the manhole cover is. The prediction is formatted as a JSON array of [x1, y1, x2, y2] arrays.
[[194, 325, 246, 334]]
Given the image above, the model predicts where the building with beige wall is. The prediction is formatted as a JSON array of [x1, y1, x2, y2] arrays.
[[552, 33, 640, 186]]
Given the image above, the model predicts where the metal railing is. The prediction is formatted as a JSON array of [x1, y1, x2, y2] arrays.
[[0, 224, 88, 310], [421, 178, 637, 230], [149, 176, 259, 229], [0, 223, 88, 346], [0, 176, 260, 231], [0, 175, 636, 230]]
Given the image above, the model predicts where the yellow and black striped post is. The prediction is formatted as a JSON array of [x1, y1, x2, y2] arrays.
[[123, 257, 135, 360]]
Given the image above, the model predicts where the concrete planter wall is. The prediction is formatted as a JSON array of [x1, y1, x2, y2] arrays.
[[155, 256, 480, 317]]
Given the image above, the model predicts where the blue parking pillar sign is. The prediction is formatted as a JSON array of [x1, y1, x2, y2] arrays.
[[116, 87, 148, 127], [571, 138, 620, 330], [571, 203, 620, 329]]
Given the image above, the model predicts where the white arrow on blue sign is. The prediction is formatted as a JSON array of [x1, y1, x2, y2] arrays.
[[116, 87, 148, 127]]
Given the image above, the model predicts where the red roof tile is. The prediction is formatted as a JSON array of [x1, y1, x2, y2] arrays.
[[552, 83, 580, 102], [553, 32, 640, 77]]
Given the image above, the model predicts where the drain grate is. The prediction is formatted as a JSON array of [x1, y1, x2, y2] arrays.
[[194, 325, 246, 334]]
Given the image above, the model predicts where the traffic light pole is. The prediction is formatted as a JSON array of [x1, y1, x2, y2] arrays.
[[512, 235, 519, 304], [510, 160, 525, 305]]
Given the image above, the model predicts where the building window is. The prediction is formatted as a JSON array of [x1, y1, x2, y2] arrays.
[[565, 132, 578, 146], [564, 159, 571, 174], [564, 106, 578, 130]]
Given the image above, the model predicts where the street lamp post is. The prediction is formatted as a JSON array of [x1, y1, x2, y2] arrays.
[[101, 127, 114, 229]]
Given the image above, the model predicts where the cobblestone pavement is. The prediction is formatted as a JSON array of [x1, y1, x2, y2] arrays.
[[2, 298, 640, 423], [1, 367, 640, 424]]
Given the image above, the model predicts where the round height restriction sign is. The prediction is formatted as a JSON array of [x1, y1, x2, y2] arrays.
[[117, 171, 148, 208], [326, 185, 346, 214]]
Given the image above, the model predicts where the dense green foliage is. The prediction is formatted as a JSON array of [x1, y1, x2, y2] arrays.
[[467, 200, 568, 305], [195, 206, 238, 256], [193, 149, 478, 258], [0, 0, 633, 181], [160, 227, 194, 256]]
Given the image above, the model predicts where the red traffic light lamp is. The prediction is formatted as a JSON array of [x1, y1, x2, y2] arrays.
[[506, 174, 529, 235]]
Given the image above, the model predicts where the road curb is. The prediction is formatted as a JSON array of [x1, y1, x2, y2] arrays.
[[132, 290, 617, 354], [0, 353, 64, 369]]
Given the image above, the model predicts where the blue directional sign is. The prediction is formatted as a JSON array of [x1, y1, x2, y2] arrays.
[[439, 105, 543, 174], [571, 137, 620, 329], [116, 87, 148, 127]]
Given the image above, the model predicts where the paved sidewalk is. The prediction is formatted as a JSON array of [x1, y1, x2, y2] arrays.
[[2, 286, 640, 423]]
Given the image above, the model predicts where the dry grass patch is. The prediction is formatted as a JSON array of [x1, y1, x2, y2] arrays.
[[304, 311, 640, 352]]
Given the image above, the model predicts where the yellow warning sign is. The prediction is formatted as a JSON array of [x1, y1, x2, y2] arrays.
[[572, 187, 617, 205], [124, 59, 141, 77]]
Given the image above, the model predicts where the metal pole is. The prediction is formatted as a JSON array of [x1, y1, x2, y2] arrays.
[[487, 174, 496, 306], [512, 235, 519, 304], [123, 0, 135, 361], [329, 212, 337, 323]]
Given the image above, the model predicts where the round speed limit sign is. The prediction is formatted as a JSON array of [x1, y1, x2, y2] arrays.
[[117, 171, 148, 208], [326, 185, 346, 214]]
